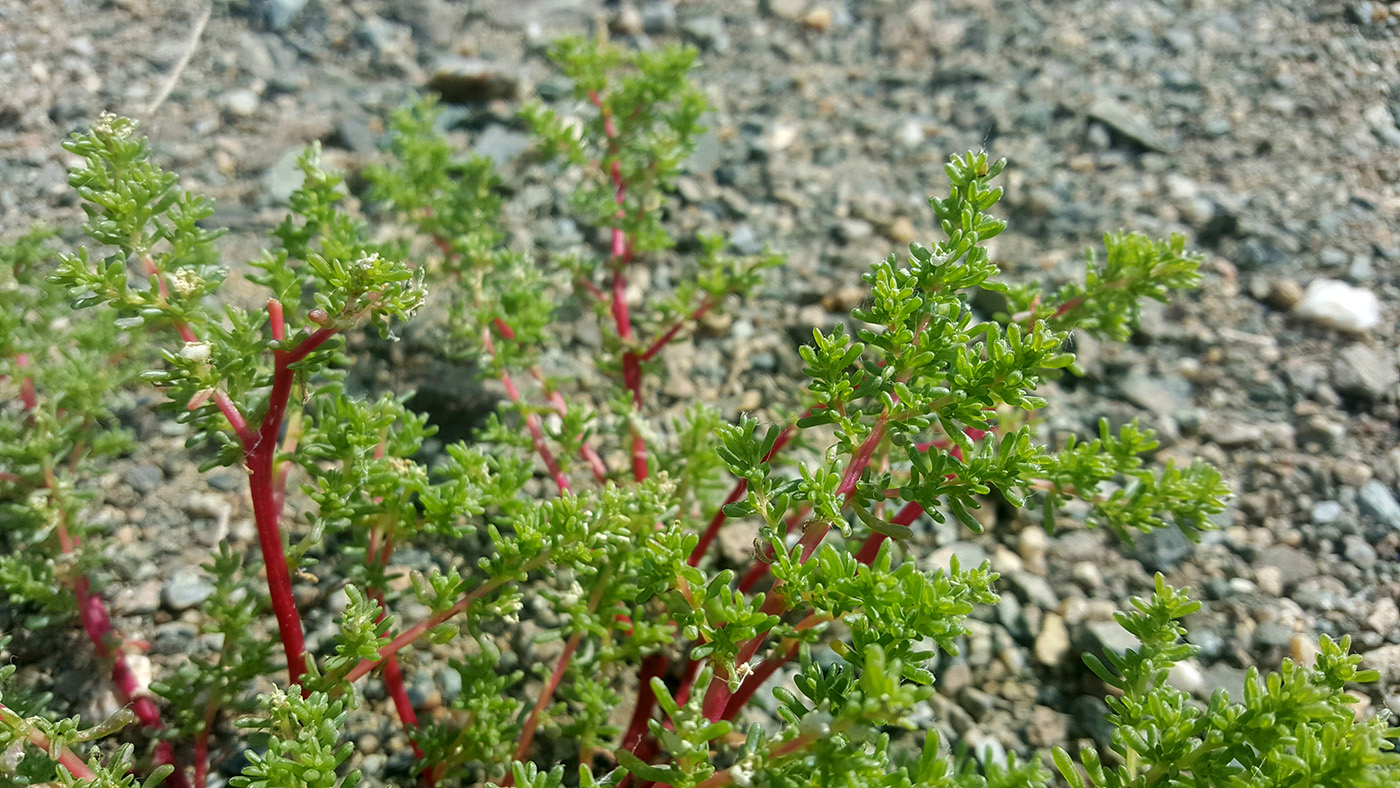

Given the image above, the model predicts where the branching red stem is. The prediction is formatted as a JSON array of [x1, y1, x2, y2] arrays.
[[640, 297, 717, 362], [1, 701, 98, 780], [242, 306, 338, 689], [534, 368, 609, 485], [345, 554, 548, 684], [688, 423, 797, 567], [509, 629, 584, 775], [484, 328, 571, 494], [721, 642, 798, 720], [620, 654, 669, 754]]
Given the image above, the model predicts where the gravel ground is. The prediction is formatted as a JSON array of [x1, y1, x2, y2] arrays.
[[2, 0, 1398, 784]]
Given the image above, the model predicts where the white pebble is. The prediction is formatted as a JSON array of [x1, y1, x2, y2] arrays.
[[223, 88, 260, 118], [1293, 279, 1382, 333]]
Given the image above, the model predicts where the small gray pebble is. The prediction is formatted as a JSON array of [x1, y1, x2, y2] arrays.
[[162, 568, 215, 612], [122, 465, 164, 495], [1312, 500, 1344, 524]]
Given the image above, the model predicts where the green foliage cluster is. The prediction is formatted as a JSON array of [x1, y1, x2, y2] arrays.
[[0, 33, 1393, 788]]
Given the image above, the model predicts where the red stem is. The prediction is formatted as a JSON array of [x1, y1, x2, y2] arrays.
[[640, 297, 717, 362], [246, 446, 306, 689], [143, 255, 199, 345], [213, 390, 256, 449], [592, 90, 649, 487], [369, 572, 427, 770], [620, 654, 669, 753], [735, 510, 806, 595], [192, 699, 219, 788], [535, 370, 609, 485], [721, 642, 798, 720], [694, 734, 816, 788], [510, 629, 584, 770], [1, 701, 98, 780], [243, 321, 336, 690], [612, 268, 636, 342], [382, 647, 424, 754], [40, 432, 187, 786], [484, 328, 571, 494], [700, 417, 889, 720], [688, 423, 797, 567], [579, 276, 608, 303], [344, 557, 545, 684], [628, 418, 648, 482], [16, 353, 36, 410]]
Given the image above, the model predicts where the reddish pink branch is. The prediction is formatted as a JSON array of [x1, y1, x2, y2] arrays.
[[142, 255, 198, 345], [722, 642, 799, 720], [628, 419, 648, 482], [640, 298, 718, 362], [534, 370, 610, 485], [688, 424, 797, 567], [483, 328, 570, 494], [193, 701, 217, 788], [509, 629, 584, 776], [268, 299, 286, 342], [694, 734, 816, 788], [213, 390, 256, 449], [16, 353, 36, 410], [589, 87, 651, 486], [246, 447, 306, 688], [700, 417, 890, 720], [382, 655, 424, 756], [345, 557, 545, 684], [736, 509, 807, 596], [242, 310, 339, 689], [1, 701, 98, 780], [579, 277, 608, 302], [32, 409, 186, 784], [620, 654, 669, 754]]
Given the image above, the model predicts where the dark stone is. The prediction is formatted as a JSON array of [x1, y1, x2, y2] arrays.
[[1069, 695, 1115, 746], [1134, 526, 1193, 571], [427, 57, 525, 103], [1234, 237, 1287, 270], [122, 465, 164, 495]]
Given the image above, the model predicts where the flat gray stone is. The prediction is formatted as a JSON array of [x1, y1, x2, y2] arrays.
[[1358, 480, 1400, 530], [162, 568, 215, 612], [1087, 96, 1176, 152]]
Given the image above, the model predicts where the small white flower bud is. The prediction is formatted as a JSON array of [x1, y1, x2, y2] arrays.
[[798, 709, 832, 738], [180, 341, 212, 363], [730, 756, 758, 788], [167, 268, 204, 298]]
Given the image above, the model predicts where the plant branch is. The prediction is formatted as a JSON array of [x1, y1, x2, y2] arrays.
[[510, 568, 610, 775], [345, 554, 549, 684], [483, 327, 571, 494], [640, 296, 717, 362], [0, 701, 98, 780], [16, 353, 36, 410], [533, 367, 609, 485], [688, 423, 797, 567]]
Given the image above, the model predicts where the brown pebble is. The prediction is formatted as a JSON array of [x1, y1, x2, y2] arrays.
[[821, 285, 865, 313], [801, 7, 832, 30], [1264, 279, 1303, 310], [886, 216, 916, 245]]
